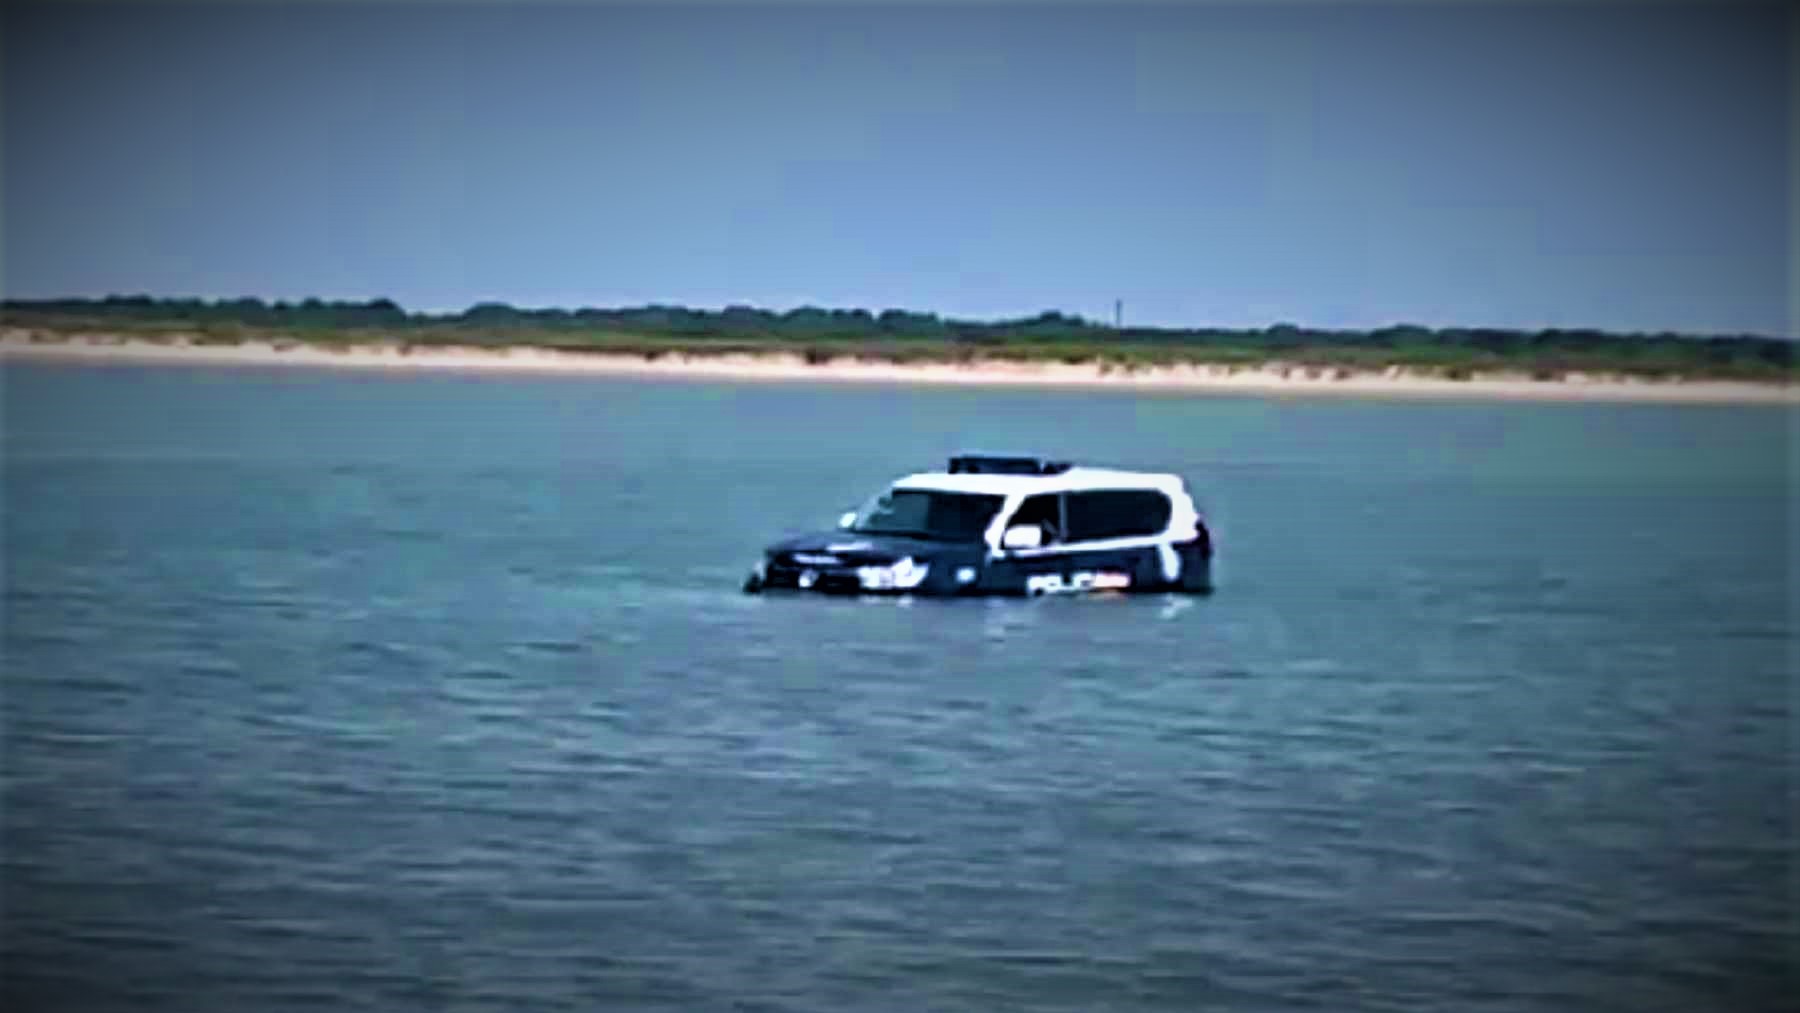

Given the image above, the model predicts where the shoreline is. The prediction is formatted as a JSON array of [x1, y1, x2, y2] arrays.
[[3, 332, 1796, 404]]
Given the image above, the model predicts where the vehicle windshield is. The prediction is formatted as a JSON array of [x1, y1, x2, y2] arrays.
[[849, 488, 1005, 543]]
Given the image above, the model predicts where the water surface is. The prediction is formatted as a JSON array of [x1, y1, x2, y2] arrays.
[[3, 362, 1793, 1011]]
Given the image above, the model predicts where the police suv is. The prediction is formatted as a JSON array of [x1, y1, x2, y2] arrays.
[[742, 455, 1214, 597]]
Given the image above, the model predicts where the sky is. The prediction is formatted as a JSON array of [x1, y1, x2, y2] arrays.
[[2, 1, 1791, 336]]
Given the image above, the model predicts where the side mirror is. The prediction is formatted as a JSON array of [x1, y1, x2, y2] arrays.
[[1002, 525, 1043, 550], [838, 511, 857, 530]]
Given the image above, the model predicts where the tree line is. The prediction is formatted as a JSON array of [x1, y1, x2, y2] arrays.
[[2, 294, 1791, 375]]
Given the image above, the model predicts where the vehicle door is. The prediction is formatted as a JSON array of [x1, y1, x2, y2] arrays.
[[994, 492, 1070, 593], [1062, 489, 1175, 589]]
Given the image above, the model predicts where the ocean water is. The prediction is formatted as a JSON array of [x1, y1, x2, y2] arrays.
[[2, 361, 1793, 1012]]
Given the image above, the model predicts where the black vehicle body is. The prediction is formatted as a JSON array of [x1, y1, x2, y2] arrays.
[[742, 455, 1214, 598]]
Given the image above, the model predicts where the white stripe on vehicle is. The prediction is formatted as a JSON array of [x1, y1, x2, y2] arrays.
[[1158, 542, 1181, 582]]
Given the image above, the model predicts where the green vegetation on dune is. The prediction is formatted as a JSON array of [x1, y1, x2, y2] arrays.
[[2, 295, 1794, 383]]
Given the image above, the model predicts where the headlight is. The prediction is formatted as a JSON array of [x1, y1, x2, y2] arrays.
[[857, 557, 929, 590], [891, 557, 928, 589]]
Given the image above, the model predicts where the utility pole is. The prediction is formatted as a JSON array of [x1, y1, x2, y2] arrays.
[[1114, 299, 1123, 330]]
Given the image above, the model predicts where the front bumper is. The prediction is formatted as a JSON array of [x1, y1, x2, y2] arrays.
[[746, 556, 932, 595]]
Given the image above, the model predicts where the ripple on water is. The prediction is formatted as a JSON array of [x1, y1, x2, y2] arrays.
[[508, 639, 585, 656]]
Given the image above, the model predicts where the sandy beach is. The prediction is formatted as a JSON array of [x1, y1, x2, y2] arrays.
[[3, 331, 1795, 404]]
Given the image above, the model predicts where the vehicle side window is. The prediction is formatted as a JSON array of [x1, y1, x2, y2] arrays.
[[1065, 490, 1171, 542], [1009, 493, 1063, 543]]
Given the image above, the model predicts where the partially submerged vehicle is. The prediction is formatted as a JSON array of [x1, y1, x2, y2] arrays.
[[742, 455, 1214, 597]]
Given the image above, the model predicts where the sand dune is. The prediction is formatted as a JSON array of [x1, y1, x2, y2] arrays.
[[3, 332, 1794, 404]]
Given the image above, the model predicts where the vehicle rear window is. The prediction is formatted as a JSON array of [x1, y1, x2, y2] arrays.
[[1065, 490, 1171, 541]]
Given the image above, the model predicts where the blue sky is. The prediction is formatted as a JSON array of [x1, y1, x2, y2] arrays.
[[3, 2, 1789, 335]]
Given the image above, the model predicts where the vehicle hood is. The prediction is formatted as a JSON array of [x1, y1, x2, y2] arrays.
[[764, 530, 975, 565]]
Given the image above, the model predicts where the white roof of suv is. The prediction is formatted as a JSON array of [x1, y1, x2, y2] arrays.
[[892, 464, 1190, 498], [884, 456, 1203, 546]]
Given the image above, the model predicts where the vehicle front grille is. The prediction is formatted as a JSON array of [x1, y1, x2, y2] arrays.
[[773, 550, 897, 569], [762, 560, 867, 594]]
